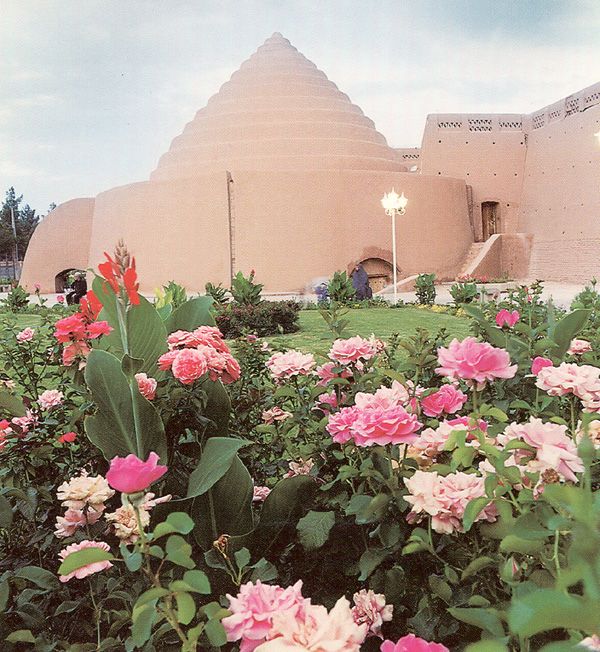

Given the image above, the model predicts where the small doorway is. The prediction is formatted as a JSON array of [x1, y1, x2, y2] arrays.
[[481, 202, 499, 240], [55, 268, 79, 293], [359, 258, 395, 293]]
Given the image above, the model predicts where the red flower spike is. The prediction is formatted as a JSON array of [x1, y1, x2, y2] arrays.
[[80, 290, 103, 322], [98, 261, 119, 293], [123, 266, 140, 305]]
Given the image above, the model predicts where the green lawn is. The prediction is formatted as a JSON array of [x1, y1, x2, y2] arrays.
[[267, 307, 470, 354]]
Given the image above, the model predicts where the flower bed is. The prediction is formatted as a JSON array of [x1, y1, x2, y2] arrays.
[[0, 245, 599, 651]]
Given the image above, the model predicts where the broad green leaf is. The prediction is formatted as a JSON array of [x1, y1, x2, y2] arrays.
[[204, 619, 227, 647], [508, 589, 598, 636], [463, 497, 491, 532], [0, 494, 12, 529], [0, 389, 26, 417], [296, 511, 335, 550], [165, 535, 195, 569], [193, 455, 254, 550], [461, 556, 495, 580], [6, 630, 36, 643], [58, 548, 114, 576], [448, 607, 505, 637], [175, 591, 196, 625], [187, 437, 249, 499], [465, 642, 509, 652], [84, 349, 167, 461], [235, 547, 251, 570], [54, 601, 80, 615], [204, 380, 232, 437], [166, 296, 215, 332], [131, 601, 158, 647], [13, 565, 59, 589], [552, 309, 591, 357], [135, 587, 169, 607], [183, 570, 211, 594], [500, 535, 544, 555], [152, 512, 195, 539], [358, 548, 388, 581]]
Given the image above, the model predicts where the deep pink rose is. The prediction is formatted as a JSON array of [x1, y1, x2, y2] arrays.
[[495, 309, 520, 328], [420, 385, 467, 417], [381, 634, 449, 652], [436, 337, 517, 387], [135, 373, 157, 400], [329, 336, 376, 365], [106, 452, 167, 493], [56, 294, 65, 303], [531, 356, 553, 375], [352, 406, 422, 447], [326, 406, 360, 444], [171, 348, 208, 384]]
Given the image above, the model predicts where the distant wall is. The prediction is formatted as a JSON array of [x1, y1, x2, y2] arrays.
[[419, 114, 527, 239], [20, 198, 95, 293]]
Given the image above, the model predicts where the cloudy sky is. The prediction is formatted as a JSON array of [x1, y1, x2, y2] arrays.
[[1, 0, 599, 212]]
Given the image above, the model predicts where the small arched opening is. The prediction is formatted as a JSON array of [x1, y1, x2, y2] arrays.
[[54, 268, 81, 293], [359, 257, 395, 294]]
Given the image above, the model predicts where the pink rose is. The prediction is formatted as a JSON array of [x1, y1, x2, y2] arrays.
[[171, 348, 208, 384], [62, 341, 91, 367], [327, 406, 361, 444], [568, 339, 592, 355], [536, 362, 600, 411], [579, 635, 600, 650], [420, 385, 467, 417], [495, 309, 520, 328], [531, 356, 553, 375], [16, 327, 35, 342], [106, 452, 167, 494], [158, 349, 178, 370], [436, 337, 517, 387], [38, 389, 64, 410], [352, 589, 393, 637], [56, 294, 65, 304], [266, 350, 315, 380], [223, 580, 306, 652], [58, 431, 78, 444], [355, 381, 410, 410], [135, 373, 157, 400], [262, 406, 293, 424], [198, 345, 241, 384], [315, 362, 352, 386], [329, 336, 376, 366], [284, 458, 315, 478], [352, 406, 422, 447], [381, 634, 449, 652], [253, 486, 271, 502], [58, 540, 113, 582]]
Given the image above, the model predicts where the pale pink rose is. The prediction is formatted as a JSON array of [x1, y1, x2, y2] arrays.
[[167, 329, 196, 350], [157, 349, 178, 370], [104, 491, 171, 544], [11, 409, 37, 434], [575, 419, 600, 448], [536, 363, 600, 411], [58, 540, 113, 582], [56, 294, 65, 304], [315, 362, 352, 387], [106, 452, 167, 494], [223, 580, 306, 652], [446, 416, 488, 433], [500, 418, 583, 482], [410, 418, 485, 460], [495, 309, 520, 328], [355, 381, 410, 410], [197, 345, 241, 384], [16, 327, 35, 342], [54, 507, 102, 538], [568, 339, 592, 355], [531, 356, 553, 375], [38, 389, 64, 410], [62, 341, 91, 367], [318, 391, 340, 409], [326, 406, 361, 444], [380, 634, 449, 652], [135, 373, 157, 400], [266, 350, 316, 380], [284, 459, 315, 478], [263, 406, 293, 424], [579, 635, 600, 650], [56, 470, 114, 511], [420, 385, 468, 417], [352, 589, 393, 637], [436, 337, 517, 387], [1, 379, 16, 390], [253, 486, 271, 502], [352, 406, 422, 447], [329, 336, 376, 366], [257, 596, 367, 652], [171, 348, 208, 384]]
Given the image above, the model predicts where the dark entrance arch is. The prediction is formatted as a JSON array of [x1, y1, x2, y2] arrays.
[[481, 201, 500, 240], [54, 268, 80, 293], [359, 257, 395, 294]]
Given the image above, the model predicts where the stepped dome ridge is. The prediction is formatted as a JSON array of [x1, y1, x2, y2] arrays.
[[150, 33, 404, 180]]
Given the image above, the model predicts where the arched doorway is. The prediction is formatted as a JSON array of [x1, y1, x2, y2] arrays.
[[55, 268, 81, 293], [481, 201, 499, 240], [360, 258, 395, 294]]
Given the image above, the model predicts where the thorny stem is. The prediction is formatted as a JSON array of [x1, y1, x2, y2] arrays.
[[87, 579, 102, 649]]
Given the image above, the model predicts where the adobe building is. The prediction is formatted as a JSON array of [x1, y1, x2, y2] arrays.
[[21, 33, 600, 295]]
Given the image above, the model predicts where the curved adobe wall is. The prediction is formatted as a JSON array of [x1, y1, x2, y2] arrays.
[[20, 198, 95, 293], [419, 114, 527, 239]]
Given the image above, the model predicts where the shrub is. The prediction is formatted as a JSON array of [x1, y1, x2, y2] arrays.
[[231, 270, 263, 306], [415, 272, 436, 305], [449, 280, 478, 305], [215, 300, 301, 337], [155, 280, 187, 310], [2, 285, 29, 312], [204, 281, 229, 305], [327, 270, 356, 304]]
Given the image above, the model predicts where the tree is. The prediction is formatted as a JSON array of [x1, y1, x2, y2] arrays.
[[0, 187, 46, 261]]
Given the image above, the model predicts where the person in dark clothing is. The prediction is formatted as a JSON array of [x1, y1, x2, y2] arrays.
[[66, 273, 87, 305], [351, 264, 372, 300]]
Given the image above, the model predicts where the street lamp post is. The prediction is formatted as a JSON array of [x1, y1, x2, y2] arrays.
[[381, 188, 408, 304]]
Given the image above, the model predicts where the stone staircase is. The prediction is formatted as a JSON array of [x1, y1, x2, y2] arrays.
[[458, 242, 486, 277]]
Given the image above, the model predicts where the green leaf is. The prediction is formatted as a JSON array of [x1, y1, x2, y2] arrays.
[[152, 512, 195, 539], [193, 455, 254, 550], [0, 494, 12, 529], [463, 497, 491, 532], [6, 630, 36, 643], [508, 589, 598, 636], [552, 309, 591, 357], [166, 296, 215, 332], [54, 600, 80, 615], [0, 581, 9, 611], [358, 548, 388, 581], [84, 349, 167, 462], [296, 511, 335, 550], [235, 547, 251, 570], [175, 591, 196, 625], [57, 548, 114, 576], [165, 535, 195, 569], [120, 544, 143, 571], [465, 642, 509, 652], [461, 556, 495, 580], [429, 576, 452, 603], [0, 389, 26, 417], [448, 607, 505, 637], [135, 587, 169, 607], [500, 535, 544, 555], [204, 619, 227, 647], [204, 380, 231, 437], [187, 437, 249, 499], [14, 565, 59, 589], [182, 570, 211, 594], [131, 601, 158, 647], [121, 354, 144, 378]]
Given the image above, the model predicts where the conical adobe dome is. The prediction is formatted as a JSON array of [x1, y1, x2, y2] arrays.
[[150, 33, 404, 180]]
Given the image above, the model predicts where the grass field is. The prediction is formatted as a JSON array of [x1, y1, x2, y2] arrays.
[[267, 307, 470, 354]]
